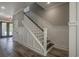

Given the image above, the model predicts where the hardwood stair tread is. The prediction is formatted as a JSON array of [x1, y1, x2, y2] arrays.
[[47, 43, 54, 50]]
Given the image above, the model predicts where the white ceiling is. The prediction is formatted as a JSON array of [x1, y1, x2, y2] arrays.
[[37, 2, 66, 10], [0, 2, 32, 21], [0, 2, 66, 21], [0, 2, 66, 17]]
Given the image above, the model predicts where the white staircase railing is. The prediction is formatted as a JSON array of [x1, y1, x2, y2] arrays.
[[26, 11, 44, 29], [23, 11, 48, 56], [22, 19, 44, 49]]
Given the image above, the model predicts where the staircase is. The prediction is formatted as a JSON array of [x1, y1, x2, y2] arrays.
[[23, 5, 54, 56]]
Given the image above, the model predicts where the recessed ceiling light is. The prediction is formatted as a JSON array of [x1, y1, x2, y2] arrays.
[[47, 2, 51, 4], [1, 6, 6, 10]]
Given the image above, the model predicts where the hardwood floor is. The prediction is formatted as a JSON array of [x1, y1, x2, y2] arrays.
[[0, 37, 69, 57], [47, 48, 69, 57]]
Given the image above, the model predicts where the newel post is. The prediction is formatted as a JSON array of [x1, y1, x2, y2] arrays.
[[43, 28, 47, 56]]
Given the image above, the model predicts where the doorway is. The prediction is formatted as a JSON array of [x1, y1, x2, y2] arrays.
[[1, 22, 13, 38]]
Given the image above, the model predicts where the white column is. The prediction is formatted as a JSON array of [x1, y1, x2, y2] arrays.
[[69, 2, 77, 57]]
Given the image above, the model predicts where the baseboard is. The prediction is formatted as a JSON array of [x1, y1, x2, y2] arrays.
[[53, 47, 69, 52]]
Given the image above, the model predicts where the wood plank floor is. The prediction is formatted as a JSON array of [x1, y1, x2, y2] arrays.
[[0, 37, 69, 57]]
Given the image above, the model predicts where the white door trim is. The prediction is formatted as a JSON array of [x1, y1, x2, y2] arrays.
[[69, 2, 77, 57]]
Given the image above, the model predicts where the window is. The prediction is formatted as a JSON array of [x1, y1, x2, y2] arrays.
[[1, 22, 13, 37], [2, 23, 7, 36], [9, 23, 13, 36]]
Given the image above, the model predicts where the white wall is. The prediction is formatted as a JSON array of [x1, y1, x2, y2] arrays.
[[30, 3, 69, 50], [34, 18, 69, 50]]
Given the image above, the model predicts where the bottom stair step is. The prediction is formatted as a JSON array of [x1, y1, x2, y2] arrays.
[[47, 43, 54, 52]]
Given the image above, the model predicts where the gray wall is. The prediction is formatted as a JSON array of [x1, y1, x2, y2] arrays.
[[30, 3, 69, 50]]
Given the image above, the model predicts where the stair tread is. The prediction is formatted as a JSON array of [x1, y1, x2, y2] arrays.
[[47, 43, 54, 50], [47, 40, 51, 43]]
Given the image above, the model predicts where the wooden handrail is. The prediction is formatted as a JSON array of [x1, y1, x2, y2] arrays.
[[24, 12, 43, 32]]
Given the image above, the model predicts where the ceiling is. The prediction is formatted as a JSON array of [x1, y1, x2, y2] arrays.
[[0, 2, 32, 21], [0, 2, 67, 22], [37, 2, 69, 26], [37, 2, 66, 10]]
